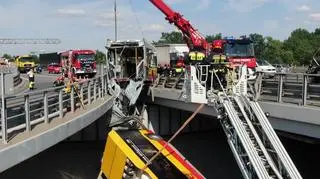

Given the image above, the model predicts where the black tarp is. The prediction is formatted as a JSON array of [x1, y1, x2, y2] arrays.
[[39, 52, 60, 68]]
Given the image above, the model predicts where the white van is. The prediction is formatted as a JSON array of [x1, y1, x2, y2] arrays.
[[256, 59, 276, 77]]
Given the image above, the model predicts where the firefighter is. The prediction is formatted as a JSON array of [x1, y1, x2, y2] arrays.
[[175, 55, 185, 76], [27, 68, 35, 89], [188, 51, 205, 64]]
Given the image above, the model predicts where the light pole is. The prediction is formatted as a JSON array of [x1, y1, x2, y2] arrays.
[[114, 0, 118, 41]]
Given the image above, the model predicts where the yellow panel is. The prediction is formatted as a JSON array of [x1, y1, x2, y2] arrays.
[[101, 133, 117, 177], [108, 130, 158, 179], [139, 130, 192, 177], [109, 147, 127, 179]]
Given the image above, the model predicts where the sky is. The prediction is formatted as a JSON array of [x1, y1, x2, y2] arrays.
[[0, 0, 319, 55]]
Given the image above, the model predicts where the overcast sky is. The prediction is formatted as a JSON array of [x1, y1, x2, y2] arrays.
[[0, 0, 319, 55]]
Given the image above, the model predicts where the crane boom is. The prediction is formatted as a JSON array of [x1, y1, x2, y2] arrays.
[[149, 0, 209, 52]]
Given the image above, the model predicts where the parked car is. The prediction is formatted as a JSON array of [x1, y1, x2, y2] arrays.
[[47, 63, 61, 74], [256, 59, 276, 77]]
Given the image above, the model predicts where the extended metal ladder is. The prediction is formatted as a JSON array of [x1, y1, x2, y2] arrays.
[[217, 94, 302, 179], [196, 65, 210, 87]]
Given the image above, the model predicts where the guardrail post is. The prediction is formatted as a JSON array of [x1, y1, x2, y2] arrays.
[[80, 84, 84, 102], [71, 85, 75, 113], [25, 95, 31, 132], [59, 89, 63, 118], [277, 74, 283, 103], [88, 80, 91, 104], [101, 75, 105, 97], [302, 75, 308, 106], [98, 77, 102, 99], [93, 79, 97, 102], [1, 98, 7, 144], [44, 91, 49, 123], [1, 72, 7, 144], [104, 75, 108, 95]]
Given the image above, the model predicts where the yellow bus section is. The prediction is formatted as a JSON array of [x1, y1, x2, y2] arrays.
[[99, 130, 157, 179], [139, 130, 204, 179], [99, 129, 205, 179]]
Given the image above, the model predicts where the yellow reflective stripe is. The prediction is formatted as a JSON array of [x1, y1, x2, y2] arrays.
[[189, 52, 205, 61], [212, 55, 227, 63]]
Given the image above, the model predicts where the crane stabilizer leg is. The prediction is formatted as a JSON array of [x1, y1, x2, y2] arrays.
[[217, 94, 302, 179]]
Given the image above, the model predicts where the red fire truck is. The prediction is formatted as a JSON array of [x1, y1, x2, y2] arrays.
[[59, 50, 97, 78]]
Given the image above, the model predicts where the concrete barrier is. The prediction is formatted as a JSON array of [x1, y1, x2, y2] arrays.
[[0, 65, 21, 94]]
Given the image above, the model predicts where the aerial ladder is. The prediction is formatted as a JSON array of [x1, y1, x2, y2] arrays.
[[149, 0, 302, 178]]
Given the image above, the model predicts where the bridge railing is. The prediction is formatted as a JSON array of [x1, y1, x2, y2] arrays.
[[261, 73, 320, 106], [0, 74, 108, 144]]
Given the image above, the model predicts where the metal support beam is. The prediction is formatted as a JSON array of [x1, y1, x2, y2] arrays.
[[25, 95, 30, 132], [59, 89, 63, 118], [43, 91, 49, 123]]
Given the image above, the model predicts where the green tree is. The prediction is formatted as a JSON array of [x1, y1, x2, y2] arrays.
[[249, 33, 265, 59], [283, 28, 314, 65], [2, 53, 11, 59], [261, 37, 283, 64], [205, 33, 222, 42], [95, 50, 106, 64], [157, 31, 184, 44], [313, 28, 320, 36], [280, 50, 294, 64]]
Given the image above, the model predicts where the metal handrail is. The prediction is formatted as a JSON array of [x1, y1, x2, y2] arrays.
[[0, 75, 108, 144], [260, 72, 320, 106]]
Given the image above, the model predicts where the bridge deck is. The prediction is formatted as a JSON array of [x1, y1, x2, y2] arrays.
[[0, 95, 113, 172]]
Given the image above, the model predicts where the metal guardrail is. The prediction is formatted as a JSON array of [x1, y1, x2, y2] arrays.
[[0, 74, 108, 144], [261, 73, 320, 106]]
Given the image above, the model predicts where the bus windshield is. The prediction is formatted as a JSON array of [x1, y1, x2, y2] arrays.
[[19, 57, 34, 62], [225, 42, 254, 57]]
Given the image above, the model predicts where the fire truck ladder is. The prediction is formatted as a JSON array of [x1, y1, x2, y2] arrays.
[[218, 94, 302, 179]]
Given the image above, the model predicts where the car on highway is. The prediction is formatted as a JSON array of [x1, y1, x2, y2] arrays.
[[47, 63, 61, 74], [256, 59, 276, 77]]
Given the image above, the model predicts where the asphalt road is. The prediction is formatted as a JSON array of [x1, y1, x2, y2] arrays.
[[19, 71, 60, 93]]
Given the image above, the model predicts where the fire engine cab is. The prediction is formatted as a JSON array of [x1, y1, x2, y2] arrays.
[[59, 50, 97, 78]]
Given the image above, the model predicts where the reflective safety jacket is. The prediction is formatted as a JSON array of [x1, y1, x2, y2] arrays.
[[175, 67, 184, 73], [188, 51, 205, 61], [212, 54, 227, 64]]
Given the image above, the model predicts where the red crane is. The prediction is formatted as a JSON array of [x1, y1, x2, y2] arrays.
[[149, 0, 210, 54]]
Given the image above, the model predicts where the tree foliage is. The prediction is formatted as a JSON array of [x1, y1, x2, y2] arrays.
[[95, 50, 106, 64], [2, 53, 11, 59], [249, 33, 265, 59], [156, 31, 184, 44], [205, 33, 222, 42]]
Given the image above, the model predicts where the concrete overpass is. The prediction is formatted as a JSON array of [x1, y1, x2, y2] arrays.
[[1, 71, 320, 174], [0, 74, 113, 172]]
